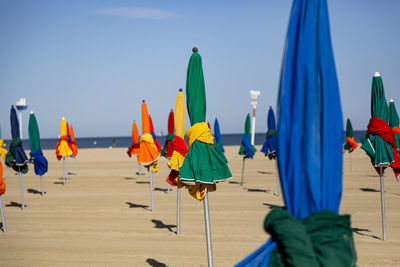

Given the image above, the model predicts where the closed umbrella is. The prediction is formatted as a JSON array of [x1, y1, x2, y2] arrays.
[[238, 114, 256, 185], [137, 100, 160, 211], [344, 118, 358, 175], [360, 73, 400, 241], [0, 162, 6, 232], [55, 117, 73, 185], [70, 125, 78, 175], [179, 47, 232, 266], [149, 115, 162, 152], [0, 124, 6, 160], [28, 111, 48, 196], [127, 120, 141, 177], [214, 118, 226, 156], [161, 110, 175, 158], [166, 88, 189, 235], [389, 99, 400, 151], [5, 106, 29, 210], [237, 0, 356, 265]]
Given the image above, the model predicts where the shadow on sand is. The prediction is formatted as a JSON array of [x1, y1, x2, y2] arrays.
[[136, 181, 150, 185], [359, 188, 380, 193], [352, 227, 380, 240], [146, 258, 168, 267], [154, 187, 169, 194], [125, 202, 150, 210], [262, 203, 283, 209], [246, 188, 270, 193], [124, 177, 137, 180], [151, 219, 176, 233], [229, 181, 239, 184], [27, 188, 43, 195], [257, 171, 273, 175], [5, 201, 26, 208]]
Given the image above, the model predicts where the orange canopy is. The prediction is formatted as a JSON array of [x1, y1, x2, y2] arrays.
[[127, 120, 140, 157], [0, 162, 6, 195], [70, 125, 78, 156], [138, 101, 160, 166]]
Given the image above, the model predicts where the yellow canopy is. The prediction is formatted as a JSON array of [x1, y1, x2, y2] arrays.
[[58, 118, 73, 157], [0, 139, 7, 160]]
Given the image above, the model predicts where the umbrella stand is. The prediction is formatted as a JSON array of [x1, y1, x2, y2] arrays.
[[176, 188, 181, 235], [379, 166, 386, 241], [18, 167, 25, 211], [149, 166, 154, 211], [203, 188, 213, 267], [63, 157, 66, 185], [0, 195, 6, 233], [275, 160, 280, 197], [240, 157, 245, 186], [349, 153, 353, 175], [40, 175, 44, 196], [74, 157, 78, 175]]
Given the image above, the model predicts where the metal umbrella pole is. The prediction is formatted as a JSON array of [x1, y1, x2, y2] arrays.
[[203, 188, 213, 267], [66, 156, 69, 181], [0, 195, 6, 232], [63, 157, 66, 185], [74, 157, 78, 175], [176, 188, 181, 235], [240, 157, 245, 186], [149, 166, 154, 211], [40, 175, 44, 196], [275, 160, 280, 197], [349, 152, 353, 175], [19, 167, 25, 210], [138, 163, 142, 178], [379, 166, 386, 241]]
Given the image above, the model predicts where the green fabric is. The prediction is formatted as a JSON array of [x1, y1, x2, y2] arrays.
[[180, 49, 232, 184], [266, 129, 276, 139], [266, 208, 357, 267], [239, 114, 257, 156], [28, 113, 41, 151], [389, 101, 400, 150], [5, 138, 29, 174], [361, 76, 394, 166], [160, 133, 175, 157], [214, 142, 228, 162], [344, 119, 353, 151]]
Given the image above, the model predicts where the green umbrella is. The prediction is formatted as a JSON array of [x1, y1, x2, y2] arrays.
[[389, 99, 400, 150], [179, 47, 232, 267], [344, 118, 357, 174], [238, 114, 256, 185]]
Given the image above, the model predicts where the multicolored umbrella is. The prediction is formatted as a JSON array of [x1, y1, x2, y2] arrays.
[[0, 162, 6, 232], [261, 107, 277, 160], [360, 73, 400, 240], [149, 115, 162, 152], [237, 0, 356, 265], [55, 117, 73, 185], [69, 125, 78, 157], [127, 120, 140, 157], [28, 111, 48, 195], [389, 99, 400, 151], [179, 47, 232, 266], [137, 100, 160, 211], [344, 119, 358, 153], [238, 113, 256, 185], [161, 110, 175, 158], [166, 88, 189, 235], [5, 106, 29, 210], [213, 118, 225, 154]]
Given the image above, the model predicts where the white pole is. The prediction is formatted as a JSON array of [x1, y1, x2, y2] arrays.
[[168, 183, 171, 194], [66, 157, 69, 181], [251, 106, 256, 145], [149, 166, 154, 211], [275, 160, 280, 197], [203, 188, 213, 267], [0, 195, 6, 233], [18, 110, 23, 140], [379, 166, 386, 241], [240, 157, 245, 186], [40, 175, 44, 196], [19, 171, 25, 210], [63, 157, 66, 185], [349, 153, 353, 175], [138, 164, 142, 178], [176, 188, 181, 235], [74, 157, 78, 175]]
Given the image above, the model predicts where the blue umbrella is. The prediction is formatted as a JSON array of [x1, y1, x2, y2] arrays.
[[261, 107, 277, 160], [214, 118, 225, 153], [236, 0, 356, 266]]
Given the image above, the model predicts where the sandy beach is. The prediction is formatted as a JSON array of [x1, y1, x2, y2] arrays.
[[0, 146, 399, 266]]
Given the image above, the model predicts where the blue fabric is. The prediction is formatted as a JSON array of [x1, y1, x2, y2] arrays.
[[236, 0, 343, 265], [10, 106, 28, 165], [267, 108, 276, 131], [10, 106, 20, 139], [241, 134, 255, 159], [214, 118, 225, 152], [261, 108, 277, 156], [30, 150, 48, 176]]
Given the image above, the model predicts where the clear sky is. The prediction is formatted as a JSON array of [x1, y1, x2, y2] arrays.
[[0, 0, 399, 139]]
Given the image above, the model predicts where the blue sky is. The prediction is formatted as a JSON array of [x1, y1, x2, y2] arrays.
[[0, 0, 399, 139]]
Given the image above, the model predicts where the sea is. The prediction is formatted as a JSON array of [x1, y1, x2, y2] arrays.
[[3, 131, 367, 150]]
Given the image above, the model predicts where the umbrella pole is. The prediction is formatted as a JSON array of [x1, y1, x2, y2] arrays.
[[379, 166, 386, 241], [168, 183, 171, 194], [63, 157, 66, 185], [149, 166, 154, 211], [75, 157, 78, 175], [203, 188, 213, 267], [66, 157, 69, 181], [40, 175, 44, 196], [19, 169, 25, 211], [240, 157, 245, 186], [138, 163, 142, 178], [176, 188, 181, 235], [349, 153, 353, 175], [275, 160, 280, 197], [0, 195, 6, 233]]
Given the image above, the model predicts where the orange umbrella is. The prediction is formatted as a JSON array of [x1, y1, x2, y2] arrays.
[[127, 121, 140, 157], [149, 115, 162, 152], [70, 125, 78, 157], [0, 161, 6, 232]]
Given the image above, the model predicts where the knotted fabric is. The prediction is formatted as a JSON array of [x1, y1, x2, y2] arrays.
[[345, 137, 358, 152], [161, 133, 175, 158], [166, 136, 188, 186], [186, 122, 214, 147], [30, 150, 48, 176], [239, 134, 256, 159], [56, 136, 72, 160], [5, 138, 28, 173], [137, 133, 160, 173]]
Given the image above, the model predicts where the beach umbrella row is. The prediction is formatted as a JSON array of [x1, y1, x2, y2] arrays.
[[161, 110, 175, 159], [237, 0, 356, 265], [344, 118, 358, 175], [127, 121, 141, 177], [56, 118, 73, 185], [238, 114, 256, 185], [389, 99, 400, 150]]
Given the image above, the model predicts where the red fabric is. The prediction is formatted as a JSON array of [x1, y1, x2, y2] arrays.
[[171, 136, 188, 157], [168, 110, 174, 135], [66, 123, 74, 152], [55, 136, 68, 160], [149, 115, 162, 152], [346, 137, 358, 152], [393, 127, 400, 134], [367, 117, 400, 178], [164, 140, 174, 158], [166, 170, 179, 186], [127, 143, 140, 157], [0, 162, 6, 195]]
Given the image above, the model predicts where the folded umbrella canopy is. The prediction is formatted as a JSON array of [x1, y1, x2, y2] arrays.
[[360, 73, 400, 241], [179, 47, 232, 266], [69, 125, 78, 157], [344, 118, 358, 152], [149, 115, 162, 152], [0, 162, 6, 232], [261, 107, 277, 160], [5, 106, 29, 173], [56, 117, 73, 185], [239, 114, 257, 159], [28, 112, 48, 196], [237, 0, 356, 266], [127, 120, 140, 157], [389, 99, 400, 151], [0, 139, 7, 161], [161, 110, 175, 158], [213, 118, 225, 156]]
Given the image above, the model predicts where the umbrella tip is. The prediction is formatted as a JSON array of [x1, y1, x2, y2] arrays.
[[192, 47, 198, 53], [179, 88, 183, 92], [269, 106, 272, 108], [30, 110, 34, 114], [390, 99, 394, 103], [142, 100, 145, 103], [374, 72, 381, 77]]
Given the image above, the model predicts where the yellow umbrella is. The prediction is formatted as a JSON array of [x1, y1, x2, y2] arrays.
[[56, 117, 73, 184], [0, 140, 7, 161]]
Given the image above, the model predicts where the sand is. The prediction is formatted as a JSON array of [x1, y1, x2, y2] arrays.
[[0, 146, 399, 266]]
